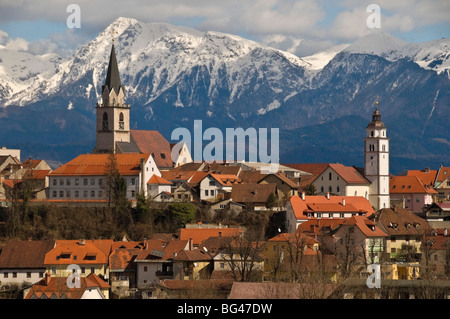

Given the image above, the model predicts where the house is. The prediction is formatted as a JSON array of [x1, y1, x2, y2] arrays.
[[231, 183, 278, 210], [44, 239, 113, 280], [179, 225, 244, 249], [209, 198, 244, 216], [170, 142, 193, 168], [147, 174, 173, 201], [327, 216, 388, 266], [308, 163, 371, 198], [285, 193, 375, 233], [389, 175, 437, 214], [260, 233, 319, 281], [424, 202, 450, 221], [199, 173, 242, 201], [258, 172, 299, 201], [47, 153, 160, 205], [370, 207, 432, 280], [0, 240, 55, 288], [172, 249, 213, 280], [407, 167, 438, 187], [108, 241, 145, 297], [426, 227, 450, 279], [435, 166, 450, 202], [24, 272, 110, 299], [135, 239, 189, 288]]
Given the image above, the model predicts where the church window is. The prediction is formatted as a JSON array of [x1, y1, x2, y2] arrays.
[[371, 131, 374, 137], [337, 186, 340, 193], [382, 145, 386, 151], [321, 186, 324, 193], [329, 172, 332, 180], [102, 112, 108, 131], [119, 112, 124, 130], [328, 186, 332, 192]]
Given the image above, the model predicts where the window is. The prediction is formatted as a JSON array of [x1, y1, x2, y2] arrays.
[[329, 172, 332, 180], [66, 191, 71, 198], [39, 272, 44, 278], [27, 272, 31, 278], [119, 112, 124, 130], [75, 178, 79, 186], [4, 272, 8, 278], [51, 267, 56, 275], [131, 190, 136, 197], [91, 178, 95, 185], [13, 272, 17, 278], [205, 190, 209, 196], [66, 179, 70, 186], [59, 191, 64, 198], [209, 181, 215, 186], [131, 178, 135, 185], [98, 179, 103, 187], [102, 112, 108, 130], [211, 190, 215, 196], [337, 186, 340, 192], [52, 191, 57, 198], [75, 190, 79, 198], [84, 179, 88, 186], [328, 186, 332, 192], [60, 179, 64, 186], [144, 266, 148, 272], [91, 190, 95, 197], [220, 263, 225, 269], [53, 179, 57, 186], [83, 190, 88, 198]]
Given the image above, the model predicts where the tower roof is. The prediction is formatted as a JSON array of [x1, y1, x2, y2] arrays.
[[367, 102, 386, 129], [103, 44, 122, 95]]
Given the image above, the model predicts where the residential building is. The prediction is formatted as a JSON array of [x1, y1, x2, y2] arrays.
[[199, 173, 242, 201], [425, 202, 450, 221], [47, 153, 160, 205], [371, 207, 432, 280], [147, 174, 173, 200], [179, 225, 244, 249], [0, 240, 55, 288], [24, 272, 110, 299], [135, 239, 189, 288], [407, 167, 438, 187], [258, 172, 299, 200], [231, 183, 278, 210], [44, 239, 113, 280], [390, 175, 437, 214], [435, 166, 450, 202], [173, 249, 213, 280], [285, 193, 375, 233], [309, 163, 371, 198]]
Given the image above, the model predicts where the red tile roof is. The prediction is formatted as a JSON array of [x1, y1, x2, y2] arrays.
[[231, 183, 277, 204], [407, 169, 438, 186], [0, 240, 55, 269], [49, 153, 150, 176], [24, 273, 110, 299], [341, 215, 388, 237], [130, 130, 173, 168], [44, 239, 113, 265], [372, 207, 432, 236], [328, 163, 370, 184], [147, 174, 173, 185], [436, 166, 450, 184], [135, 239, 189, 261], [390, 175, 437, 194], [209, 173, 242, 186], [22, 169, 51, 180], [289, 195, 375, 220], [180, 227, 244, 246]]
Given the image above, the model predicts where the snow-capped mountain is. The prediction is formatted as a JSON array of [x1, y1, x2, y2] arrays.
[[0, 17, 449, 172]]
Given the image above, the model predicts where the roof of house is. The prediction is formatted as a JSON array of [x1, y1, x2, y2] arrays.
[[147, 174, 173, 185], [231, 183, 277, 204], [390, 175, 438, 194], [135, 239, 188, 261], [180, 227, 244, 246], [341, 215, 388, 237], [258, 173, 299, 188], [109, 248, 141, 272], [0, 240, 55, 269], [371, 207, 432, 236], [130, 130, 173, 168], [44, 239, 113, 265], [289, 195, 375, 220], [436, 166, 450, 184], [173, 249, 212, 261], [328, 163, 371, 184], [25, 272, 110, 299], [208, 173, 242, 186], [407, 168, 438, 186], [297, 219, 345, 236], [283, 163, 329, 177], [48, 153, 150, 176], [22, 169, 51, 180]]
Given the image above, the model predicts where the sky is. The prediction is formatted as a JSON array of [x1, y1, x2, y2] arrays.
[[0, 0, 449, 58]]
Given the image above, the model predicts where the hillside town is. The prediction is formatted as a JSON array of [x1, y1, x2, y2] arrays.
[[0, 44, 449, 300]]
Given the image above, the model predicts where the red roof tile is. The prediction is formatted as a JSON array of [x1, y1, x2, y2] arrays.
[[180, 228, 244, 246], [147, 174, 173, 185], [407, 169, 438, 186], [390, 175, 437, 194], [49, 153, 150, 176], [130, 130, 173, 168]]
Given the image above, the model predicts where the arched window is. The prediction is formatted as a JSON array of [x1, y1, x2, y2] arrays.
[[102, 112, 108, 130], [329, 172, 332, 180], [119, 112, 124, 130]]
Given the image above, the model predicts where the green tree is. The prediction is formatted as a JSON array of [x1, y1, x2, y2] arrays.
[[169, 203, 196, 229], [304, 184, 317, 195], [266, 192, 278, 209]]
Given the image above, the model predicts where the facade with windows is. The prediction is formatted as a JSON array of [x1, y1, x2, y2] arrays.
[[47, 153, 160, 205]]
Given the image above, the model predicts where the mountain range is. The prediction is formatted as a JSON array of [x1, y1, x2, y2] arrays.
[[0, 17, 449, 173]]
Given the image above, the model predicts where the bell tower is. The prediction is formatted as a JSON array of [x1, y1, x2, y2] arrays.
[[364, 102, 390, 210], [93, 42, 130, 154]]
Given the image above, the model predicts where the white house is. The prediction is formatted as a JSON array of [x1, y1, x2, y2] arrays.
[[199, 173, 242, 201], [47, 153, 160, 205]]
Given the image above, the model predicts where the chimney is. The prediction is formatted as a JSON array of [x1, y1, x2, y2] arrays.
[[189, 238, 193, 250], [79, 239, 85, 246], [444, 228, 448, 236], [44, 272, 51, 286], [342, 199, 346, 206], [425, 167, 430, 173], [218, 231, 223, 237], [326, 192, 330, 199], [301, 192, 305, 200]]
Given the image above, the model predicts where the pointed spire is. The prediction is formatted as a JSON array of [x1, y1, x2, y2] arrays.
[[103, 44, 122, 95]]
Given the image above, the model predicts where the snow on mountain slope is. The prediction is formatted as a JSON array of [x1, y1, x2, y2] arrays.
[[4, 17, 310, 109], [344, 31, 450, 75]]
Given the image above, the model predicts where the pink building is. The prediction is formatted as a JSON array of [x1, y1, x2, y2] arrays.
[[390, 175, 437, 213]]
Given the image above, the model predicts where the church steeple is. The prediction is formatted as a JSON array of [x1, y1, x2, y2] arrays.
[[103, 44, 122, 96], [93, 42, 131, 154]]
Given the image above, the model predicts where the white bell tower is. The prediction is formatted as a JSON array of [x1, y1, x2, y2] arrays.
[[364, 102, 390, 210]]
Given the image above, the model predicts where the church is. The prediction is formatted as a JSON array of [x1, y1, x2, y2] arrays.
[[92, 43, 192, 169]]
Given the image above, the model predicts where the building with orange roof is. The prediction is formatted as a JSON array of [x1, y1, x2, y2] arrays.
[[285, 194, 375, 233], [135, 239, 190, 288], [47, 153, 160, 205], [199, 173, 242, 201], [147, 173, 173, 200], [179, 225, 244, 248], [24, 272, 110, 299], [44, 239, 113, 280], [390, 175, 437, 213], [435, 165, 450, 202], [407, 167, 438, 187]]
